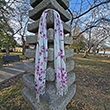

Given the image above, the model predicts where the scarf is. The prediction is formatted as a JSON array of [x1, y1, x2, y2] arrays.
[[35, 9, 68, 103]]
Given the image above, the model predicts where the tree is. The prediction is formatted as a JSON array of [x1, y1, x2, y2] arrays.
[[0, 28, 17, 51], [13, 0, 31, 55], [68, 0, 110, 57], [0, 0, 31, 55], [0, 0, 22, 55], [71, 27, 85, 53]]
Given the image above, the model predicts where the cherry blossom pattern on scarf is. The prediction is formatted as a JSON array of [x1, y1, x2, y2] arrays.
[[35, 9, 68, 103]]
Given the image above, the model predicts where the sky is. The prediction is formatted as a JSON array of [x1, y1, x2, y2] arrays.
[[10, 0, 110, 47]]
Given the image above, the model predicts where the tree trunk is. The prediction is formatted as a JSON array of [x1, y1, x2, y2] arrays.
[[21, 35, 26, 55], [76, 41, 80, 54], [93, 47, 96, 55], [97, 49, 99, 53], [6, 35, 13, 56], [76, 44, 79, 54], [103, 49, 106, 55], [84, 44, 93, 58], [22, 41, 25, 55], [6, 45, 9, 56]]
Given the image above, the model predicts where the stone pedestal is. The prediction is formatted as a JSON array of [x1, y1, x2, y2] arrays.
[[22, 0, 76, 109]]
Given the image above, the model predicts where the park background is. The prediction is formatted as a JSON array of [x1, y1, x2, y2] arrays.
[[0, 0, 110, 110]]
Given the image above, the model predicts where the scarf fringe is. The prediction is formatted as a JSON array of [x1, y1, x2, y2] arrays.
[[36, 94, 40, 103]]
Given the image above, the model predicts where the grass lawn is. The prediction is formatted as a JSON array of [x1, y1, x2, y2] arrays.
[[0, 52, 28, 67], [0, 53, 110, 110]]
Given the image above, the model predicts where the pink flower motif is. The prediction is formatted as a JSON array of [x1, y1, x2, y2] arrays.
[[40, 31, 42, 35], [39, 52, 42, 56], [63, 80, 67, 85], [41, 49, 44, 53], [43, 34, 46, 38], [62, 67, 65, 71], [36, 68, 39, 72], [64, 76, 67, 80], [35, 83, 38, 87], [59, 81, 62, 86], [44, 57, 47, 62], [55, 29, 57, 34], [42, 81, 45, 84], [45, 37, 47, 40], [37, 39, 39, 43], [58, 73, 61, 79], [58, 22, 60, 25], [36, 89, 40, 94], [60, 33, 63, 37], [60, 48, 63, 54], [40, 62, 43, 66], [42, 91, 45, 94], [58, 75, 61, 79], [45, 48, 48, 52], [60, 30, 63, 33], [41, 16, 43, 21], [61, 55, 64, 59], [36, 72, 39, 75], [39, 76, 42, 82], [44, 10, 48, 13], [58, 67, 61, 71], [62, 73, 65, 77], [58, 73, 60, 76], [58, 52, 61, 56]]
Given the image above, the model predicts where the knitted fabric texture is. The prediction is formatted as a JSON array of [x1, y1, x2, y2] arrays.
[[35, 9, 68, 103]]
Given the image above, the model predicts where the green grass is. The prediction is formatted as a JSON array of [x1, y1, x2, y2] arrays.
[[0, 53, 110, 110], [0, 73, 32, 110]]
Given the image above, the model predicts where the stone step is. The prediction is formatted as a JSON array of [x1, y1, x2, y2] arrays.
[[23, 72, 75, 93], [30, 0, 43, 8], [26, 33, 73, 45], [22, 88, 49, 110], [29, 0, 70, 22], [30, 0, 69, 10], [56, 0, 69, 10], [50, 84, 76, 110], [25, 48, 74, 60], [23, 72, 75, 104], [22, 85, 76, 110], [24, 60, 74, 76], [27, 19, 71, 34]]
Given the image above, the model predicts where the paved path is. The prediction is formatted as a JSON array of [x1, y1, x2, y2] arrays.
[[0, 60, 28, 84]]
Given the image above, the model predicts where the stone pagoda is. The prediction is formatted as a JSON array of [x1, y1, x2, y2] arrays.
[[22, 0, 76, 110]]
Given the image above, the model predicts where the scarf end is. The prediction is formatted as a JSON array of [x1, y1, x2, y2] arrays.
[[36, 94, 40, 103]]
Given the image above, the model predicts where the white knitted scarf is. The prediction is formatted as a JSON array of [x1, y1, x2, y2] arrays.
[[35, 9, 68, 103]]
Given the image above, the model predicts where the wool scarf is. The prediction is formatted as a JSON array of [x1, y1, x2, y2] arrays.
[[35, 9, 68, 103]]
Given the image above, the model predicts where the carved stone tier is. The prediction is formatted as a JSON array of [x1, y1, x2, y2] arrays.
[[22, 84, 76, 110], [30, 0, 69, 10], [29, 0, 70, 22], [23, 72, 75, 104], [24, 60, 74, 81], [25, 48, 74, 60], [26, 34, 73, 45], [27, 20, 71, 34], [23, 0, 76, 109]]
